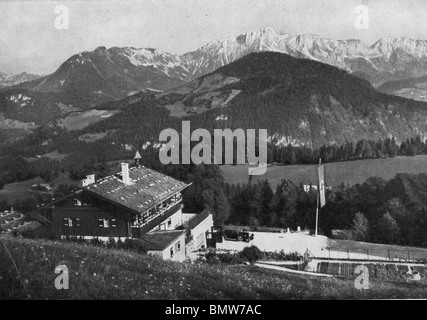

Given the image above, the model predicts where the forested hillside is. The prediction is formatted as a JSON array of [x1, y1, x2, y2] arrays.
[[2, 53, 427, 239], [83, 52, 427, 149], [225, 173, 427, 248]]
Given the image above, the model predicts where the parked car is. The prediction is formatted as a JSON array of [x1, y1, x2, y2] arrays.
[[223, 229, 255, 242]]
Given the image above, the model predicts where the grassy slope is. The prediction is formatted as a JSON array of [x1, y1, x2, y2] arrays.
[[57, 110, 120, 131], [0, 177, 47, 203], [1, 236, 426, 300], [26, 150, 68, 162], [0, 172, 79, 203], [221, 155, 427, 187]]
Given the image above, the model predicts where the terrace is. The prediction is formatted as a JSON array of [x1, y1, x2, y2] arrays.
[[131, 193, 182, 228]]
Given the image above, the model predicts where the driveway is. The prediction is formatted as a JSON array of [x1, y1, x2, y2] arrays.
[[216, 231, 328, 256]]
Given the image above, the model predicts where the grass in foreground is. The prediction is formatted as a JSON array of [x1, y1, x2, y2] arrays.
[[0, 236, 426, 300]]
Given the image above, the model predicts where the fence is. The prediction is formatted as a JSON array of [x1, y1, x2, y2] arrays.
[[320, 247, 427, 263]]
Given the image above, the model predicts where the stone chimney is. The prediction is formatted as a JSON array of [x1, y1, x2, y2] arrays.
[[121, 162, 130, 184], [81, 174, 95, 187]]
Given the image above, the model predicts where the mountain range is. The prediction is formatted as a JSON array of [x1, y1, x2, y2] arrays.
[[9, 28, 427, 96], [182, 28, 427, 87], [89, 52, 427, 148], [0, 72, 41, 89], [3, 28, 427, 127]]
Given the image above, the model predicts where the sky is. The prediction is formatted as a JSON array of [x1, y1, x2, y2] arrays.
[[1, 0, 427, 75]]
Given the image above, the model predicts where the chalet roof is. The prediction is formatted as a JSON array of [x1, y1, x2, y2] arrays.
[[83, 165, 189, 214], [140, 230, 185, 251], [187, 207, 213, 230]]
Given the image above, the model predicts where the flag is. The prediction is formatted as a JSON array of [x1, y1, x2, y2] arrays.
[[318, 163, 326, 208]]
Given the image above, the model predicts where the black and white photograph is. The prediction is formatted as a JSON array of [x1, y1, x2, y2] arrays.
[[1, 0, 427, 303]]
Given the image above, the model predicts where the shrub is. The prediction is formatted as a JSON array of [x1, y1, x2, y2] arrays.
[[217, 253, 244, 264], [239, 246, 263, 264], [76, 236, 86, 244], [90, 237, 103, 247], [263, 250, 303, 261], [11, 229, 21, 237], [106, 238, 117, 249], [119, 238, 147, 254], [204, 248, 217, 262]]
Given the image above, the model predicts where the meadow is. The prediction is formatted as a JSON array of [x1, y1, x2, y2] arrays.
[[0, 177, 48, 203], [221, 155, 427, 187], [56, 109, 120, 131], [0, 172, 78, 203], [1, 236, 426, 300]]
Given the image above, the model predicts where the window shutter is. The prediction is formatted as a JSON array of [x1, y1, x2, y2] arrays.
[[111, 219, 117, 228], [76, 218, 81, 227], [98, 219, 103, 227], [63, 218, 69, 227]]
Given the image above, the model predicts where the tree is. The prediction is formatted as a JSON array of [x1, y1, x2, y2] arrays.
[[376, 212, 400, 244], [350, 212, 369, 241], [202, 189, 215, 209], [289, 149, 297, 165], [211, 188, 230, 226], [362, 141, 373, 158], [254, 180, 274, 226]]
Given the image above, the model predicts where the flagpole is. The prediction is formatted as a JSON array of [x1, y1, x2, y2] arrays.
[[315, 158, 321, 236], [315, 189, 319, 236]]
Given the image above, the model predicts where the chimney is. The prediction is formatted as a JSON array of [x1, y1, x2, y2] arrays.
[[121, 162, 130, 184], [81, 174, 95, 187]]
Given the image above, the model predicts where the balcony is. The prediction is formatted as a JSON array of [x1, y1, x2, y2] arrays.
[[131, 197, 182, 228], [131, 202, 183, 238]]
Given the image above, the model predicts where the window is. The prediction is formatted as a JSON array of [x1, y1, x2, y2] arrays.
[[63, 217, 80, 227], [167, 219, 172, 227], [170, 247, 174, 257], [175, 241, 181, 252], [103, 219, 110, 228], [63, 217, 72, 227], [74, 198, 81, 206], [98, 218, 117, 228]]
